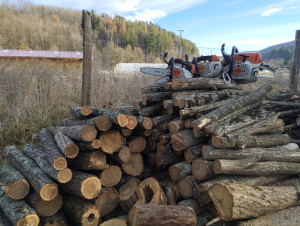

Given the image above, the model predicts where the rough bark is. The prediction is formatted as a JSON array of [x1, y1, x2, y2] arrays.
[[156, 142, 172, 155], [128, 203, 197, 226], [38, 128, 67, 170], [69, 151, 108, 171], [178, 198, 205, 215], [163, 99, 174, 109], [169, 161, 192, 182], [54, 125, 97, 142], [121, 153, 144, 176], [99, 130, 125, 154], [118, 179, 139, 212], [140, 102, 164, 117], [214, 159, 300, 175], [160, 179, 181, 205], [192, 159, 215, 181], [26, 190, 62, 217], [141, 82, 168, 94], [150, 128, 162, 140], [100, 165, 122, 187], [152, 114, 176, 126], [184, 145, 202, 163], [60, 170, 101, 199], [93, 186, 119, 217], [3, 146, 58, 201], [39, 211, 68, 226], [0, 162, 29, 200], [0, 186, 39, 226], [70, 106, 94, 119], [115, 105, 139, 115], [23, 144, 72, 183], [54, 131, 79, 159], [141, 91, 173, 106], [63, 194, 100, 226], [208, 183, 299, 221], [155, 151, 184, 169], [100, 218, 127, 226], [0, 210, 13, 226], [128, 136, 146, 153]]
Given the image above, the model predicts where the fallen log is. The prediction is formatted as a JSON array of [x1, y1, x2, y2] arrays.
[[0, 186, 39, 226], [209, 183, 299, 221], [115, 105, 139, 115], [155, 151, 183, 169], [69, 151, 108, 171], [54, 131, 79, 158], [152, 114, 176, 126], [99, 165, 122, 187], [128, 203, 197, 226], [0, 162, 29, 200], [93, 109, 128, 127], [126, 115, 138, 130], [93, 186, 119, 217], [169, 161, 192, 182], [115, 145, 132, 164], [63, 194, 100, 226], [121, 128, 133, 137], [99, 130, 124, 154], [178, 198, 205, 215], [23, 144, 72, 183], [3, 146, 58, 201], [160, 179, 181, 205]]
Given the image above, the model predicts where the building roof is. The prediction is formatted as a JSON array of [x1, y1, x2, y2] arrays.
[[0, 49, 83, 59]]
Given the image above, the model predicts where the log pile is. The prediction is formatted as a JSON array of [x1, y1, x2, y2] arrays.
[[1, 77, 300, 225]]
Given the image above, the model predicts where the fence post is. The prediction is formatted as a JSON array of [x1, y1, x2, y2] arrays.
[[289, 30, 300, 91], [81, 10, 92, 106]]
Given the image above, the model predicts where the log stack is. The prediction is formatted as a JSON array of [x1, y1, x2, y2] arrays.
[[1, 77, 300, 225]]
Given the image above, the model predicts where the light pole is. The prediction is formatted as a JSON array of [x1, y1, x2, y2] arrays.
[[177, 30, 184, 57]]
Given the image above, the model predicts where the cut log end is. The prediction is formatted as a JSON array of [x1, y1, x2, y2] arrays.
[[143, 118, 153, 130], [96, 116, 112, 131], [81, 105, 92, 116], [211, 136, 223, 148], [169, 165, 181, 181], [35, 194, 63, 217], [192, 159, 206, 180], [65, 144, 79, 159], [81, 177, 102, 200], [119, 146, 132, 164], [127, 115, 138, 130], [81, 125, 97, 142], [40, 184, 58, 201], [58, 168, 73, 184], [184, 149, 193, 163], [178, 177, 193, 199], [122, 153, 144, 176], [117, 114, 129, 127], [81, 207, 100, 226], [91, 139, 101, 149], [213, 160, 222, 174], [4, 179, 30, 200], [100, 166, 122, 187], [17, 214, 40, 226], [53, 157, 67, 171]]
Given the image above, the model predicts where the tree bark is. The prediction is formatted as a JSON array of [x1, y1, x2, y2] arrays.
[[100, 165, 122, 187], [60, 170, 101, 200], [0, 210, 13, 226], [141, 91, 173, 106], [159, 133, 172, 145], [3, 146, 58, 201], [38, 128, 67, 170], [184, 145, 202, 163], [26, 190, 62, 217], [155, 151, 184, 169], [54, 125, 97, 142], [62, 194, 100, 226], [152, 114, 176, 126], [115, 105, 139, 115], [118, 179, 139, 212], [121, 153, 144, 176], [128, 203, 197, 226], [99, 130, 125, 154], [160, 179, 181, 205], [54, 130, 79, 159], [169, 161, 192, 182], [128, 136, 146, 153], [0, 186, 39, 226], [192, 159, 215, 181], [140, 102, 164, 117], [0, 162, 29, 200], [208, 183, 299, 221], [69, 151, 108, 171], [178, 198, 205, 215], [76, 140, 101, 152], [23, 144, 72, 183], [141, 82, 168, 94], [93, 186, 119, 217], [70, 106, 94, 119]]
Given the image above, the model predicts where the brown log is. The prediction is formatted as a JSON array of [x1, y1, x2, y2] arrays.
[[126, 115, 138, 130], [39, 211, 68, 226], [121, 128, 133, 137], [70, 106, 94, 119], [38, 128, 67, 170], [159, 133, 172, 145], [156, 142, 172, 155], [0, 162, 29, 200], [192, 84, 271, 137], [121, 153, 144, 176], [95, 116, 112, 131], [93, 186, 119, 217], [58, 117, 98, 127], [140, 102, 164, 117], [115, 105, 139, 115], [100, 165, 122, 187], [63, 194, 100, 226], [212, 133, 292, 149], [178, 198, 205, 215], [141, 91, 173, 105], [136, 116, 153, 130], [169, 161, 192, 182], [69, 151, 108, 171], [3, 146, 58, 201], [118, 179, 139, 212], [100, 218, 127, 226], [177, 176, 196, 199], [155, 151, 184, 169], [77, 140, 101, 152], [171, 129, 207, 154], [214, 159, 300, 175], [23, 144, 72, 184], [209, 183, 299, 221], [150, 128, 162, 140], [203, 144, 300, 161], [54, 125, 97, 142], [163, 99, 174, 109], [54, 131, 79, 159], [0, 186, 40, 226], [99, 130, 124, 154], [128, 136, 146, 153], [152, 114, 176, 126], [93, 109, 128, 127], [26, 190, 62, 217], [136, 177, 167, 205], [192, 159, 215, 181], [60, 170, 101, 199], [146, 137, 157, 151], [169, 119, 185, 134], [117, 145, 132, 164], [159, 179, 181, 205], [133, 100, 142, 110], [184, 145, 202, 163], [141, 82, 168, 94], [128, 203, 197, 226]]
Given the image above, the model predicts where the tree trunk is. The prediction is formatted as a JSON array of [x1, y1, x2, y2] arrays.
[[99, 130, 125, 154], [26, 190, 62, 217], [156, 142, 172, 155], [100, 165, 122, 187], [169, 161, 192, 181], [128, 136, 146, 153], [0, 162, 29, 200], [23, 144, 72, 184], [184, 145, 202, 163], [0, 186, 39, 226], [135, 177, 167, 205], [141, 91, 173, 106], [192, 159, 215, 181], [54, 125, 97, 142], [3, 146, 58, 201], [38, 128, 67, 170], [163, 99, 174, 109], [54, 131, 79, 159], [128, 203, 197, 226], [39, 211, 68, 226], [60, 170, 101, 200], [121, 153, 144, 176], [69, 151, 108, 171], [192, 85, 271, 137], [93, 186, 119, 217], [118, 179, 139, 212], [62, 194, 100, 226], [121, 128, 133, 137], [208, 183, 299, 221], [214, 159, 300, 175]]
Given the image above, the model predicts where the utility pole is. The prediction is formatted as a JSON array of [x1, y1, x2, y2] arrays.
[[177, 30, 184, 57]]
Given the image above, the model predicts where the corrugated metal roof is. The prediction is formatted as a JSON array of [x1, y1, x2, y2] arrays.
[[0, 49, 83, 59]]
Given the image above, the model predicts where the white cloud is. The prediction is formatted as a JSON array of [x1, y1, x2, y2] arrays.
[[261, 7, 282, 16]]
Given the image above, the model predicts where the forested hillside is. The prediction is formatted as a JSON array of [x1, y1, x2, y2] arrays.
[[0, 0, 199, 68]]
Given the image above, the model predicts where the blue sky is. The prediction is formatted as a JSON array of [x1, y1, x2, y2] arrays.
[[29, 0, 300, 53]]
